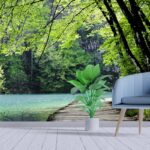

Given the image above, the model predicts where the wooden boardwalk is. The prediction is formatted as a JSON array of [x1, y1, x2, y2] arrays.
[[0, 124, 150, 150], [52, 101, 134, 121]]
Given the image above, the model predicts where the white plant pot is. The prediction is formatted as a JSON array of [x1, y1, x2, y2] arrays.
[[85, 118, 99, 131]]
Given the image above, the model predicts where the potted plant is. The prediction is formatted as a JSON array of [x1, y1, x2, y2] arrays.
[[68, 64, 109, 131]]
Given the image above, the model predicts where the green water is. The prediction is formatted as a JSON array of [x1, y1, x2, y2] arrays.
[[0, 94, 75, 121], [0, 94, 75, 112], [0, 93, 112, 121]]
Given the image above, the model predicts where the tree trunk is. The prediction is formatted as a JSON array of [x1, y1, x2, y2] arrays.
[[116, 0, 150, 70], [102, 0, 144, 72]]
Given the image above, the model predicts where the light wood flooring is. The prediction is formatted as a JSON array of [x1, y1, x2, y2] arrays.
[[0, 124, 150, 150]]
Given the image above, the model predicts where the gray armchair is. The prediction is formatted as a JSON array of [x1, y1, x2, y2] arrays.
[[112, 72, 150, 136]]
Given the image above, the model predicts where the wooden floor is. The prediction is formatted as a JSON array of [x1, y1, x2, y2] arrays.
[[0, 125, 150, 150]]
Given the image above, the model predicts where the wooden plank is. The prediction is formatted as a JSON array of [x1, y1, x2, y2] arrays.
[[0, 128, 30, 150], [76, 128, 101, 150], [140, 127, 150, 137], [0, 128, 13, 139], [103, 127, 131, 150], [121, 127, 150, 148], [90, 127, 131, 150], [0, 126, 150, 150], [13, 128, 42, 150], [41, 128, 58, 150], [106, 127, 150, 150], [89, 128, 117, 150], [0, 128, 20, 145], [56, 127, 85, 150], [53, 101, 130, 121], [26, 128, 49, 150]]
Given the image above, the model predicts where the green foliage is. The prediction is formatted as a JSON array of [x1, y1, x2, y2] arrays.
[[37, 41, 91, 93], [97, 0, 150, 74], [0, 0, 95, 56], [0, 0, 149, 93], [77, 89, 104, 118], [68, 64, 101, 93], [5, 56, 29, 93], [126, 109, 138, 117], [0, 40, 92, 93], [69, 64, 109, 118], [0, 111, 51, 121], [126, 109, 150, 120], [0, 66, 5, 93], [144, 110, 150, 120]]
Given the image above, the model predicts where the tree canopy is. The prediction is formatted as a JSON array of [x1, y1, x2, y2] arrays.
[[0, 0, 149, 93]]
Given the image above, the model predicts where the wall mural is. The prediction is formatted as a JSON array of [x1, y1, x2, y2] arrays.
[[0, 0, 149, 121]]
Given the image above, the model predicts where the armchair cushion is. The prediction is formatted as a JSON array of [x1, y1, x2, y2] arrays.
[[121, 96, 150, 105]]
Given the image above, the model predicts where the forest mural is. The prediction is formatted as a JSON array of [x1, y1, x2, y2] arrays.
[[0, 0, 149, 121]]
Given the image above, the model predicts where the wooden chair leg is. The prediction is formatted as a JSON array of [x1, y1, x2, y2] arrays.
[[139, 109, 144, 135], [115, 109, 126, 136]]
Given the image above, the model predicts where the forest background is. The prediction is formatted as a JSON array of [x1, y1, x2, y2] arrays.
[[0, 0, 149, 94]]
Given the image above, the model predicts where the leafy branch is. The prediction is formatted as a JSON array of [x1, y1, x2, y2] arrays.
[[4, 0, 45, 9], [37, 1, 95, 63]]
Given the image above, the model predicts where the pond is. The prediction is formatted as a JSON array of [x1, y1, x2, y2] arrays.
[[0, 93, 112, 121], [0, 94, 75, 121]]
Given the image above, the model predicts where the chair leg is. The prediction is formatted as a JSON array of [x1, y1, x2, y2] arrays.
[[139, 109, 144, 135], [115, 109, 126, 136]]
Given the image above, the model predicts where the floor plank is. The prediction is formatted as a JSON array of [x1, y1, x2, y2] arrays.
[[0, 128, 30, 150], [27, 128, 48, 150], [0, 128, 12, 139], [102, 127, 131, 150], [76, 128, 101, 150], [41, 128, 57, 150], [0, 126, 150, 150], [106, 127, 150, 150], [56, 128, 85, 150], [121, 127, 150, 149], [13, 128, 41, 150], [0, 128, 21, 145], [89, 128, 119, 150]]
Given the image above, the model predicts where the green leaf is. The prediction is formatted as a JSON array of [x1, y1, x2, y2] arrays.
[[76, 70, 89, 85], [68, 80, 86, 93], [82, 64, 100, 82]]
